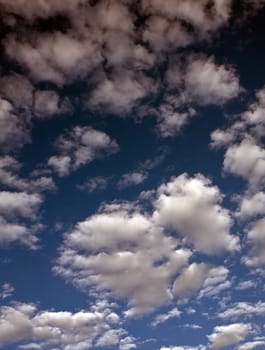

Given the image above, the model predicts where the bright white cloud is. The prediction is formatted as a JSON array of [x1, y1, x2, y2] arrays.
[[55, 206, 191, 315], [208, 323, 250, 349], [153, 173, 238, 253], [0, 301, 128, 350]]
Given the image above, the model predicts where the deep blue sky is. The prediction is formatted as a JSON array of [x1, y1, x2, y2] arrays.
[[0, 1, 265, 350]]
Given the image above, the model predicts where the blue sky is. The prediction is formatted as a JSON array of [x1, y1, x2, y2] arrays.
[[0, 1, 265, 350]]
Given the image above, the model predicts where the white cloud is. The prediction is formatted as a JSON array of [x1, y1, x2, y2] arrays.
[[152, 307, 181, 327], [153, 173, 238, 253], [0, 283, 14, 299], [0, 301, 127, 349], [172, 263, 229, 299], [160, 346, 205, 350], [238, 341, 265, 350], [237, 192, 265, 220], [55, 173, 238, 314], [0, 191, 42, 220], [208, 323, 250, 349], [224, 138, 265, 190], [49, 126, 119, 176], [184, 55, 241, 106], [218, 302, 265, 320], [55, 206, 191, 316], [243, 218, 265, 266], [117, 171, 147, 189], [0, 191, 42, 248]]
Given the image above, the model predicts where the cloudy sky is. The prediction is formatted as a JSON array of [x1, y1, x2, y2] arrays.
[[1, 1, 265, 349]]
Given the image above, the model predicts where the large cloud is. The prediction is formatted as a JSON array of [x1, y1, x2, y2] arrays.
[[153, 174, 238, 253], [55, 206, 191, 316], [55, 173, 238, 315], [0, 301, 130, 350]]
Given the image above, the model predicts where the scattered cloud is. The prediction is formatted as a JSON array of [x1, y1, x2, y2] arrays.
[[48, 126, 119, 176], [0, 301, 129, 350], [208, 323, 250, 349]]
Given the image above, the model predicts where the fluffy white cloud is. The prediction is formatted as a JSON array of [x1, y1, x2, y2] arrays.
[[208, 323, 250, 349], [184, 55, 241, 106], [172, 263, 229, 299], [56, 173, 237, 314], [243, 218, 265, 266], [153, 174, 238, 253], [237, 191, 265, 220], [48, 126, 119, 176], [55, 206, 191, 315], [0, 191, 42, 247], [224, 138, 265, 190], [0, 191, 42, 220], [0, 301, 128, 349]]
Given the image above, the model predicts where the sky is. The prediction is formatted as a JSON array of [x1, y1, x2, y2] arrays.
[[1, 1, 265, 349]]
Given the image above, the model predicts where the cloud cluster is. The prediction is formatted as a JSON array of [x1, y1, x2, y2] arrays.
[[0, 190, 42, 247], [211, 87, 265, 266], [0, 0, 247, 147], [0, 300, 132, 350], [55, 173, 237, 315], [48, 126, 119, 176]]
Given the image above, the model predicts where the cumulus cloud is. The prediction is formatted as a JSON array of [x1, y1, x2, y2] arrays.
[[184, 55, 241, 106], [48, 126, 119, 176], [208, 323, 250, 349], [224, 138, 265, 190], [0, 191, 42, 248], [172, 263, 229, 299], [55, 206, 191, 316], [237, 192, 265, 220], [153, 173, 238, 253], [0, 301, 128, 349], [0, 0, 248, 134], [243, 218, 265, 266], [55, 173, 237, 315], [0, 191, 42, 220]]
